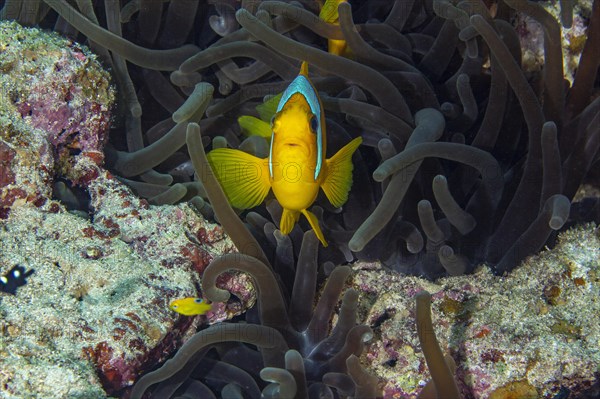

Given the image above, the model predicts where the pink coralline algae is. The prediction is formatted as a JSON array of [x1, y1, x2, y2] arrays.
[[13, 42, 112, 158]]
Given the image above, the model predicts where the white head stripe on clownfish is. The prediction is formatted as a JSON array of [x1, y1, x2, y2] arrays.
[[269, 66, 323, 181]]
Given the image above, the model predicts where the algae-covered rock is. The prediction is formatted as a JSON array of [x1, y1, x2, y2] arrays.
[[0, 21, 254, 398], [0, 19, 114, 218], [354, 224, 600, 398]]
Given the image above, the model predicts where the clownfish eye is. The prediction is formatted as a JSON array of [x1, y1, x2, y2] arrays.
[[309, 115, 319, 133]]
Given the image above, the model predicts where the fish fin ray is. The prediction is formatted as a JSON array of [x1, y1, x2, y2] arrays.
[[301, 209, 328, 246], [206, 148, 270, 209], [322, 137, 362, 208], [300, 61, 309, 76]]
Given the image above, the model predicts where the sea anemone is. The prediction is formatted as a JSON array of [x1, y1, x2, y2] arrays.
[[2, 0, 598, 397], [130, 222, 377, 397], [7, 0, 594, 278]]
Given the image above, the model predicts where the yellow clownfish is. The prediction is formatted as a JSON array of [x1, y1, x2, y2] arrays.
[[169, 297, 212, 316], [207, 62, 362, 247], [319, 0, 351, 57]]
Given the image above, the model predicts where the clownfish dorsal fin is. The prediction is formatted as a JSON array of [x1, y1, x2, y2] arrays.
[[300, 61, 309, 76]]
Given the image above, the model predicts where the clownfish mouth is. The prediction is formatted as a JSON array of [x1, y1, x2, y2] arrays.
[[281, 140, 310, 157], [282, 139, 305, 148]]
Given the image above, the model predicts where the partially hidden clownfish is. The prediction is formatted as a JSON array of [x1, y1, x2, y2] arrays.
[[236, 0, 350, 141], [319, 0, 351, 57], [169, 297, 212, 316], [207, 62, 362, 246]]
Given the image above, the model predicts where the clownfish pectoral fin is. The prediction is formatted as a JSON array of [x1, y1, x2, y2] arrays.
[[321, 136, 362, 208], [301, 209, 328, 246], [238, 115, 272, 139], [206, 148, 271, 209], [280, 208, 300, 235]]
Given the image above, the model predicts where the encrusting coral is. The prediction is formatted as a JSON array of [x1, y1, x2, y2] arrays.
[[0, 164, 251, 396], [0, 19, 114, 218], [352, 224, 600, 398]]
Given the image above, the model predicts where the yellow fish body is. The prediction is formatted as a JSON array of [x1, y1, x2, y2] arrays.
[[207, 62, 362, 246], [169, 297, 212, 316]]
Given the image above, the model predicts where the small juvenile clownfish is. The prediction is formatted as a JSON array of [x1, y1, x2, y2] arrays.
[[169, 297, 212, 316], [207, 62, 362, 246]]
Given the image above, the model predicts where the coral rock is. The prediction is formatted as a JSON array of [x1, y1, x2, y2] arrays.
[[0, 166, 254, 397], [0, 21, 254, 397], [353, 224, 600, 398], [0, 20, 114, 218]]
